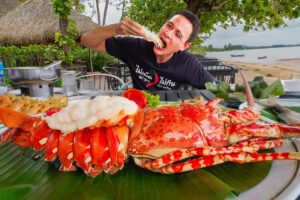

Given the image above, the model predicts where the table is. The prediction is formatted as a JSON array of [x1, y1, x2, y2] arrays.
[[152, 89, 300, 200], [2, 88, 300, 199]]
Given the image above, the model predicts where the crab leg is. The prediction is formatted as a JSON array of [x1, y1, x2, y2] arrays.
[[141, 139, 284, 170], [228, 122, 300, 144], [156, 152, 300, 174]]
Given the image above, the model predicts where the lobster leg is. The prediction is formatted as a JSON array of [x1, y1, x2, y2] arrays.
[[44, 130, 60, 161], [58, 132, 76, 172], [73, 129, 92, 174], [89, 127, 110, 176], [0, 128, 18, 145], [105, 125, 129, 174]]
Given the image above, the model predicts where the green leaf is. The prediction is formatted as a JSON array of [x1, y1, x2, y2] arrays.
[[217, 82, 230, 93], [259, 80, 285, 99], [0, 142, 272, 200], [205, 82, 218, 93], [227, 93, 246, 102]]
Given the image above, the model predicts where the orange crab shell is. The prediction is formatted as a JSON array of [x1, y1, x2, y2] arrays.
[[128, 105, 209, 158]]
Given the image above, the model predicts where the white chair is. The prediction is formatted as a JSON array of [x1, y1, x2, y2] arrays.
[[103, 64, 132, 83], [76, 73, 126, 91]]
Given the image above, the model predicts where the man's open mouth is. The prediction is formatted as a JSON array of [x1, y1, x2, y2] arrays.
[[160, 37, 167, 48]]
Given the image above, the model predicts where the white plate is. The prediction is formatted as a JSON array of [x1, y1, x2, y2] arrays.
[[238, 99, 300, 199], [281, 80, 300, 92], [238, 139, 300, 200], [239, 98, 300, 111]]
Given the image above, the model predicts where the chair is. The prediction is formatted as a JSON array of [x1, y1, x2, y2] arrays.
[[193, 54, 220, 66], [103, 63, 131, 83], [203, 65, 238, 84], [76, 73, 127, 91]]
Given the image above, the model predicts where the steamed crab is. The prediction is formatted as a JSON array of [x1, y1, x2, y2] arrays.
[[0, 84, 300, 176]]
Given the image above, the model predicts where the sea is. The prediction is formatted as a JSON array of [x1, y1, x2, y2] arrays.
[[206, 46, 300, 67]]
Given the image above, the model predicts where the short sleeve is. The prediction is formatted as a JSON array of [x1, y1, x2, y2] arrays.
[[105, 37, 140, 63]]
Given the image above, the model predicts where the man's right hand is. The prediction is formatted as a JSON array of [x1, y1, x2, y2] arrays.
[[116, 17, 145, 37], [81, 18, 145, 52]]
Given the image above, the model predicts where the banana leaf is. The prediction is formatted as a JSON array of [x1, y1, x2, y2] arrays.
[[0, 142, 272, 200]]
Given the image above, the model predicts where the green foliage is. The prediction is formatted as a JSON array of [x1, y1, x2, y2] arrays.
[[205, 76, 285, 102], [51, 0, 85, 65], [188, 45, 206, 56], [0, 142, 273, 200], [71, 48, 116, 72], [0, 45, 116, 72], [52, 0, 73, 18], [125, 0, 185, 33], [126, 0, 300, 41]]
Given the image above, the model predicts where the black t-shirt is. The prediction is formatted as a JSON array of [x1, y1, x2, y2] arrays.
[[105, 37, 214, 90]]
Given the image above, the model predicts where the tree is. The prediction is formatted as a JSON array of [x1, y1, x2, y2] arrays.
[[95, 0, 101, 24], [102, 0, 110, 25], [125, 0, 300, 41]]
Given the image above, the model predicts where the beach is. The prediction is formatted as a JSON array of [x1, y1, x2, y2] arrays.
[[221, 58, 300, 84]]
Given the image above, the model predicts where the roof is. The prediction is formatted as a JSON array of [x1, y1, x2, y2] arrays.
[[0, 0, 98, 45]]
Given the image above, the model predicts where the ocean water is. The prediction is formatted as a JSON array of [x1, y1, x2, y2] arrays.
[[206, 46, 300, 66]]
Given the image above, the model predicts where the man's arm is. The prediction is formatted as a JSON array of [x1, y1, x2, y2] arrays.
[[80, 18, 145, 52]]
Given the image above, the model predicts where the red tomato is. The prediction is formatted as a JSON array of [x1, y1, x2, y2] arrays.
[[122, 89, 147, 108]]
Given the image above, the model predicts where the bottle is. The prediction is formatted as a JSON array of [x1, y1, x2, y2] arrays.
[[0, 59, 5, 86]]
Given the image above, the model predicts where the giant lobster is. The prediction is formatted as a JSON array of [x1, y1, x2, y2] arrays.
[[0, 75, 300, 177]]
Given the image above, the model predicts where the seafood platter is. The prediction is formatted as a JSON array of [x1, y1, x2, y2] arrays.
[[0, 76, 300, 199]]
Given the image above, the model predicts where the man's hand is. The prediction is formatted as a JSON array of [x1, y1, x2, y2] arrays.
[[81, 17, 146, 52], [116, 17, 145, 37]]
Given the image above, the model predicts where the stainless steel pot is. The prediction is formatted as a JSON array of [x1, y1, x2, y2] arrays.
[[7, 61, 62, 82]]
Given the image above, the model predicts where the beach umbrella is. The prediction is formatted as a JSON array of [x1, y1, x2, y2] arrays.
[[0, 0, 97, 45]]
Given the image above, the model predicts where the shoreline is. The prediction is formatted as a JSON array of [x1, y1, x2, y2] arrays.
[[221, 60, 300, 84]]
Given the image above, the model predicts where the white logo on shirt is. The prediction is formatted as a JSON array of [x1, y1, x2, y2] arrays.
[[135, 64, 176, 89]]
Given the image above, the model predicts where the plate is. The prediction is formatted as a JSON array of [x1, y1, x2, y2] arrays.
[[238, 98, 300, 199], [239, 98, 300, 111], [281, 80, 300, 92], [238, 139, 300, 199]]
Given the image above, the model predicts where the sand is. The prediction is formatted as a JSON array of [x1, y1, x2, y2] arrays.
[[221, 58, 300, 84]]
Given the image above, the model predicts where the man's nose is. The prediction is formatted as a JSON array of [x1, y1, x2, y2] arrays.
[[164, 30, 174, 39]]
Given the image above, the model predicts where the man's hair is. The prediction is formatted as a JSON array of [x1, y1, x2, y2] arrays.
[[173, 9, 200, 43]]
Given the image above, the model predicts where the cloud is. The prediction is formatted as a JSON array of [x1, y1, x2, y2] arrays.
[[203, 18, 300, 48]]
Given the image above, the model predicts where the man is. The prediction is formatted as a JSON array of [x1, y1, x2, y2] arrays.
[[81, 9, 214, 90]]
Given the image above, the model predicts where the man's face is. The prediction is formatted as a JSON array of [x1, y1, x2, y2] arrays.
[[154, 15, 193, 55]]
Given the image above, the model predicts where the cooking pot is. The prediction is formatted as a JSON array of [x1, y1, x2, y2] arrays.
[[7, 61, 62, 82]]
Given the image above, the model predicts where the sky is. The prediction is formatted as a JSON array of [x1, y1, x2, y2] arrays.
[[202, 18, 300, 48], [83, 1, 300, 48]]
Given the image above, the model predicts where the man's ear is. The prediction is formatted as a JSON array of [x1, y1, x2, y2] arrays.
[[180, 42, 191, 51]]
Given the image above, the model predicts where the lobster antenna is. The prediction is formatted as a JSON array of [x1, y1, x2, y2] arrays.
[[239, 70, 254, 109]]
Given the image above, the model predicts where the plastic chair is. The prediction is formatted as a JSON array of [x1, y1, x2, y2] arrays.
[[103, 63, 131, 83], [203, 65, 238, 84], [76, 73, 126, 91]]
